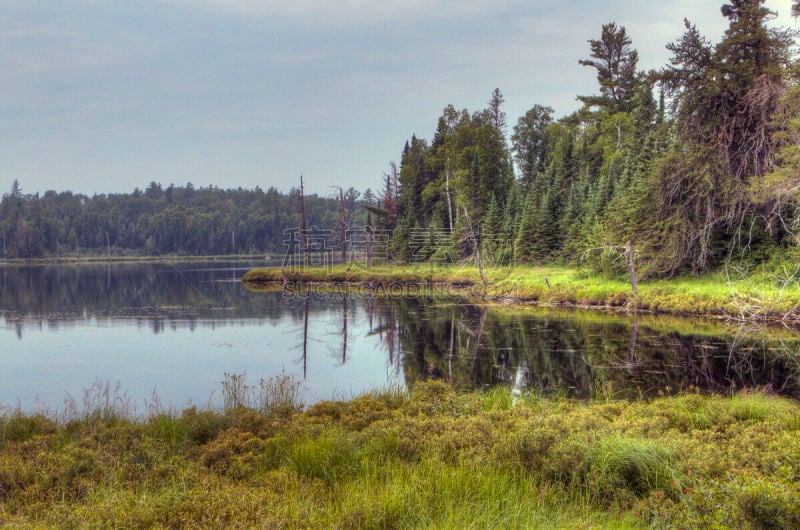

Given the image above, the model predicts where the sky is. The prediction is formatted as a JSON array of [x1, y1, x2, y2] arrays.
[[2, 1, 798, 197]]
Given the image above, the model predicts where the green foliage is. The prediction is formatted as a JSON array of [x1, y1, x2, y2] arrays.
[[586, 435, 677, 501], [0, 182, 370, 259], [393, 97, 514, 263], [383, 4, 800, 278], [1, 413, 57, 443], [181, 407, 232, 445], [2, 386, 799, 527], [289, 430, 359, 484], [578, 23, 641, 113]]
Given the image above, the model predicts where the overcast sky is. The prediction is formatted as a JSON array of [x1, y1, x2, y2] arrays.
[[2, 0, 797, 197]]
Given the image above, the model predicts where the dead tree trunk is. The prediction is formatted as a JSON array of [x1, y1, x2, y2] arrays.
[[445, 167, 454, 233], [333, 186, 347, 264], [625, 241, 638, 296], [300, 174, 308, 268], [366, 224, 374, 268], [462, 206, 488, 287]]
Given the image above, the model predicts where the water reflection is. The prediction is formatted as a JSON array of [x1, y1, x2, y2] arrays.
[[380, 298, 800, 399], [2, 263, 800, 409]]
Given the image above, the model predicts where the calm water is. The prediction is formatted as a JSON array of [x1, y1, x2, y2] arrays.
[[2, 261, 799, 412]]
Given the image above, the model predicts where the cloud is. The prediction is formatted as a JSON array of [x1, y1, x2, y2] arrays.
[[164, 0, 512, 25]]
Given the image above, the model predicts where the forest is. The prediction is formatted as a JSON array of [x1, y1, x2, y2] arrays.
[[0, 181, 369, 258], [3, 0, 800, 279], [380, 0, 800, 277]]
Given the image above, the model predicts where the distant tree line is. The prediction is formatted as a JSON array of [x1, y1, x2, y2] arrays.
[[378, 0, 800, 277], [0, 180, 371, 258]]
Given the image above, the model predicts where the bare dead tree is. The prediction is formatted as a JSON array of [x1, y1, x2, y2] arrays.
[[365, 221, 374, 268], [332, 186, 348, 264], [625, 241, 638, 295], [461, 205, 489, 287], [389, 160, 400, 204], [300, 174, 308, 268], [581, 242, 639, 295], [445, 162, 454, 232]]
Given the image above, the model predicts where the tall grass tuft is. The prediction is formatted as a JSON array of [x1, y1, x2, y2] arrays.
[[289, 430, 358, 484], [222, 371, 303, 414], [257, 372, 303, 414], [62, 379, 137, 423], [587, 434, 677, 501]]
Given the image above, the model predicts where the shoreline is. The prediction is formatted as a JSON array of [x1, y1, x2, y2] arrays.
[[242, 264, 800, 325]]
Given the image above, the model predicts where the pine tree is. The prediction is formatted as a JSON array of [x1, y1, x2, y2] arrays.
[[487, 88, 507, 135], [647, 1, 797, 273], [10, 179, 21, 198], [578, 23, 640, 113]]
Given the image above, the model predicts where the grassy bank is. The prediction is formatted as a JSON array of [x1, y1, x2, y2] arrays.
[[2, 381, 799, 528], [243, 264, 800, 322]]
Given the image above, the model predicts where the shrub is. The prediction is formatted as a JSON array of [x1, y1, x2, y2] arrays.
[[181, 407, 231, 445], [1, 413, 57, 443]]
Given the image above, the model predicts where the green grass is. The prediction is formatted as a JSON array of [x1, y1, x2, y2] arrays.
[[243, 263, 800, 322], [2, 381, 800, 528]]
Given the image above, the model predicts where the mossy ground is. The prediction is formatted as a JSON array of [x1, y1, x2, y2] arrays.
[[2, 383, 799, 528], [243, 264, 800, 322]]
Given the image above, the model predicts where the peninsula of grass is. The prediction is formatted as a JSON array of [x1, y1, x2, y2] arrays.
[[2, 381, 800, 528], [243, 264, 800, 322]]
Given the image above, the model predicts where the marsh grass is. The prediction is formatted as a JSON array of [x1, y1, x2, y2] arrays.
[[244, 263, 800, 321], [62, 379, 137, 424], [221, 371, 303, 414], [587, 435, 678, 500], [1, 382, 799, 528]]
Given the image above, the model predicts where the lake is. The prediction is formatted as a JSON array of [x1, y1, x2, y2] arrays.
[[2, 260, 799, 413]]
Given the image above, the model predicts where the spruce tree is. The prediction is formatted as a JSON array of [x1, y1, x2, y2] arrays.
[[578, 23, 641, 113]]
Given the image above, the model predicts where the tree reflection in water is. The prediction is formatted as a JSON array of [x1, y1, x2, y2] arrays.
[[4, 263, 800, 400], [375, 297, 800, 400]]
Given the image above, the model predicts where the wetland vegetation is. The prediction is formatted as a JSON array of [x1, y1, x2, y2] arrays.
[[243, 263, 800, 323], [1, 379, 799, 528], [4, 1, 800, 526]]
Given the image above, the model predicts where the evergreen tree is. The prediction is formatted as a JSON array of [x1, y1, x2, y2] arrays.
[[512, 105, 554, 194], [645, 1, 798, 273], [578, 23, 641, 113], [487, 88, 507, 135]]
